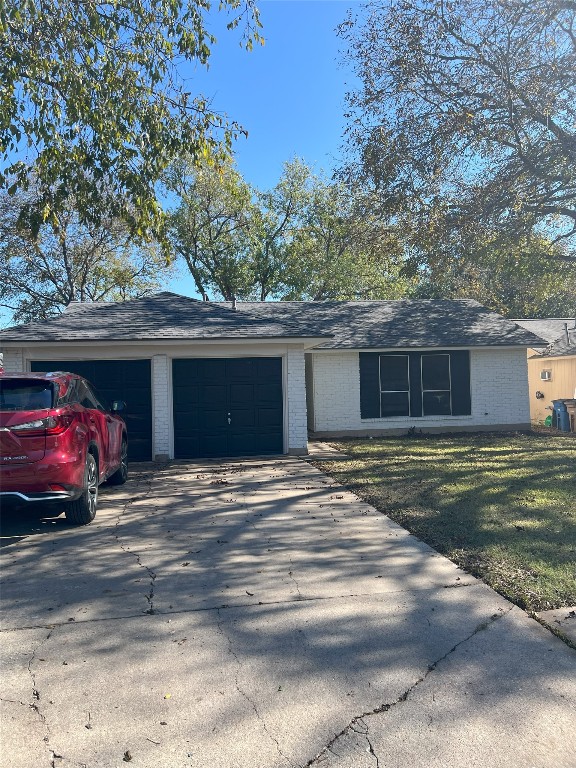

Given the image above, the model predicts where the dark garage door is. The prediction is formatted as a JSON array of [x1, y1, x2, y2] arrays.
[[31, 359, 152, 460], [173, 357, 283, 459]]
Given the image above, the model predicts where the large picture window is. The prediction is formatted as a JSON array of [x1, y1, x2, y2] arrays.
[[360, 351, 471, 419]]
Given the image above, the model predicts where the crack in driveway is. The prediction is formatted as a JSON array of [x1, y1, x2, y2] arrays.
[[112, 476, 158, 614], [304, 607, 513, 767], [215, 608, 303, 768], [24, 628, 58, 764]]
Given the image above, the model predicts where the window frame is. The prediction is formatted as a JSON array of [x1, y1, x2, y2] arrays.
[[379, 354, 411, 417], [359, 350, 471, 420], [420, 353, 452, 416]]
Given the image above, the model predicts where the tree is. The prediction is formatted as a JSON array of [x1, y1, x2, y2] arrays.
[[166, 157, 259, 301], [0, 190, 174, 323], [410, 228, 576, 317], [167, 157, 412, 302], [0, 0, 261, 243], [339, 0, 576, 249], [279, 175, 413, 301]]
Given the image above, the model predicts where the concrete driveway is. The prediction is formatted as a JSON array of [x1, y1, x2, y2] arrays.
[[1, 455, 575, 768]]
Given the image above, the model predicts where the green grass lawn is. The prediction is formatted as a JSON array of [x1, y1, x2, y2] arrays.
[[316, 432, 576, 612]]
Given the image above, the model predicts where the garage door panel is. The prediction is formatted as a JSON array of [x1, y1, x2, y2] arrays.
[[257, 407, 283, 428], [255, 431, 283, 453], [230, 407, 256, 428], [172, 357, 283, 459], [196, 359, 226, 381], [201, 433, 230, 457], [255, 382, 282, 404], [256, 358, 282, 377], [31, 360, 152, 461], [199, 408, 229, 429], [230, 383, 254, 405], [227, 358, 257, 379], [200, 384, 227, 406]]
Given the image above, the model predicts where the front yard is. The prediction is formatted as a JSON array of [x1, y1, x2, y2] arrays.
[[316, 432, 576, 612]]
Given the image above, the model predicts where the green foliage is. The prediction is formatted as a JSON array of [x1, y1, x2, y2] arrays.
[[167, 156, 413, 302], [0, 0, 262, 243], [166, 156, 259, 300], [340, 0, 576, 247], [278, 173, 413, 301], [0, 189, 174, 323], [406, 216, 576, 317]]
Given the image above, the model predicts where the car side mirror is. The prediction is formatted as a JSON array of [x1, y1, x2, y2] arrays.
[[111, 400, 126, 413]]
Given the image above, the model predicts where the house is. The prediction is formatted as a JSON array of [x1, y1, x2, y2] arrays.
[[513, 319, 576, 424], [0, 292, 543, 460]]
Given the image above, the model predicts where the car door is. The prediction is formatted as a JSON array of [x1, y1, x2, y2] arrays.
[[75, 381, 113, 479]]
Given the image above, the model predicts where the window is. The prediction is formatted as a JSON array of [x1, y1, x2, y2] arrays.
[[360, 351, 471, 419], [379, 355, 410, 417], [0, 379, 55, 410], [421, 354, 451, 416]]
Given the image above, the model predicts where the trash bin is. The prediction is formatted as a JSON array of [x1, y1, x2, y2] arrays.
[[552, 400, 570, 432], [563, 399, 576, 432]]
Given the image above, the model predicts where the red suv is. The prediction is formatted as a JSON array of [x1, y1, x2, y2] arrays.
[[0, 372, 128, 525]]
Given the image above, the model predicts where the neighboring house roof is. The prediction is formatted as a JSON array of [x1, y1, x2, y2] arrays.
[[0, 293, 543, 348], [539, 332, 576, 359], [512, 318, 573, 345]]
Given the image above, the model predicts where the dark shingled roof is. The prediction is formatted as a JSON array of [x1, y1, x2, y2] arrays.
[[512, 318, 574, 346], [0, 293, 543, 348], [0, 292, 330, 342], [229, 299, 543, 348], [539, 332, 576, 358]]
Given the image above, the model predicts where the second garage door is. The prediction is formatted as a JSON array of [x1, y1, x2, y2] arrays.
[[31, 359, 152, 461], [173, 357, 283, 459]]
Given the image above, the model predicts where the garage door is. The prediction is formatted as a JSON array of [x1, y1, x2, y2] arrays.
[[173, 357, 283, 459], [31, 360, 152, 461]]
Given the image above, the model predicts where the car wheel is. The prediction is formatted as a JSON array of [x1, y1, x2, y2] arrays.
[[107, 439, 128, 485], [65, 453, 98, 525]]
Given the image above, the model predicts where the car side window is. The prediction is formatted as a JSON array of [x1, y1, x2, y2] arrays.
[[84, 382, 108, 412], [77, 381, 100, 410], [57, 379, 78, 406]]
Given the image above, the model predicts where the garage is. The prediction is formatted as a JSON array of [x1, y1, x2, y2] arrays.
[[31, 359, 152, 461], [173, 357, 283, 459]]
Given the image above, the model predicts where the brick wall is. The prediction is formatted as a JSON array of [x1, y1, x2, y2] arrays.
[[308, 348, 530, 434], [2, 348, 24, 372], [151, 354, 170, 460], [286, 348, 308, 454]]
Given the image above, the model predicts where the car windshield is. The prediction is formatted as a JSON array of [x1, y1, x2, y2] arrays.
[[0, 380, 55, 410]]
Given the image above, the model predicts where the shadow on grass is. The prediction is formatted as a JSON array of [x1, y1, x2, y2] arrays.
[[318, 431, 576, 611]]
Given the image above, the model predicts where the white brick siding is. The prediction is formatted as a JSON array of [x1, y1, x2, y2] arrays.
[[308, 348, 530, 434], [286, 348, 308, 454], [151, 354, 170, 460], [2, 348, 24, 372]]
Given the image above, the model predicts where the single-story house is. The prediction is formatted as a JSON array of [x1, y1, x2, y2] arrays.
[[0, 292, 543, 460], [513, 318, 576, 424]]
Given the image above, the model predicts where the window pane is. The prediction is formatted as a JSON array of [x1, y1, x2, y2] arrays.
[[0, 380, 54, 410], [423, 391, 451, 416], [380, 356, 409, 391], [422, 355, 450, 391], [381, 391, 410, 417]]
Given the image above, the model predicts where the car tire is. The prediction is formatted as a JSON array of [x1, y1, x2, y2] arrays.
[[107, 438, 128, 485], [65, 453, 98, 525]]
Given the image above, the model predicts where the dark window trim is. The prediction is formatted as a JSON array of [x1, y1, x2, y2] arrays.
[[360, 350, 471, 420]]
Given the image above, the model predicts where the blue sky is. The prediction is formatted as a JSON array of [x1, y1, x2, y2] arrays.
[[190, 0, 360, 190], [167, 0, 361, 296]]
